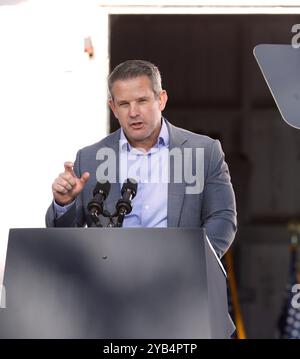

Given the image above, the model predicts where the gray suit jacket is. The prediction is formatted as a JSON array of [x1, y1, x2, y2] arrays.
[[46, 120, 237, 257]]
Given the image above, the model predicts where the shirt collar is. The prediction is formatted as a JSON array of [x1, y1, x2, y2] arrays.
[[120, 118, 169, 152]]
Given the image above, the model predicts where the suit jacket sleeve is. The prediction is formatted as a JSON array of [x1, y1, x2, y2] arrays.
[[45, 150, 86, 227], [201, 140, 237, 258]]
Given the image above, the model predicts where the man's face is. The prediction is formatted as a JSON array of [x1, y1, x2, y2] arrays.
[[109, 75, 168, 151]]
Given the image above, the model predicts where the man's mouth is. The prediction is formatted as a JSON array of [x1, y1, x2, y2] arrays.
[[130, 121, 144, 129]]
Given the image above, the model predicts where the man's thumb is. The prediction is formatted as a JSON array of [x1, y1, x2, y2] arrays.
[[80, 172, 90, 185]]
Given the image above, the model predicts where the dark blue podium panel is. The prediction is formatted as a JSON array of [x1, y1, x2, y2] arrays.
[[0, 228, 231, 338]]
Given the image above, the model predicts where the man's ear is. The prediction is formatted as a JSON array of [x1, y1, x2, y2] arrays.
[[158, 90, 168, 111], [108, 99, 118, 119]]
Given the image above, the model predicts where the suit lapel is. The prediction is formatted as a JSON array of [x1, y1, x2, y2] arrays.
[[166, 121, 188, 227]]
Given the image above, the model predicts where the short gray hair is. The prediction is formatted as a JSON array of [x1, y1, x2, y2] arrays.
[[108, 59, 162, 99]]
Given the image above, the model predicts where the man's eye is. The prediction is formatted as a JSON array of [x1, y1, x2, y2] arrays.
[[119, 103, 129, 107], [138, 99, 147, 103]]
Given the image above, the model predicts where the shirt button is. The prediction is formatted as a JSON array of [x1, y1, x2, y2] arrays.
[[145, 205, 149, 210]]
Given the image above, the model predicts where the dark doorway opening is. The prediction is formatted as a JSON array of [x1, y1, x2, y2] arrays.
[[110, 14, 300, 338]]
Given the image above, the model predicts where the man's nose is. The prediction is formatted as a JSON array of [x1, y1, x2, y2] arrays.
[[129, 103, 139, 118]]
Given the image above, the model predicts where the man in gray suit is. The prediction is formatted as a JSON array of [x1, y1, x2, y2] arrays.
[[46, 60, 237, 258]]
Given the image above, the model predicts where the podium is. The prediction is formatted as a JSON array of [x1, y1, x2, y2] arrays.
[[0, 228, 234, 338]]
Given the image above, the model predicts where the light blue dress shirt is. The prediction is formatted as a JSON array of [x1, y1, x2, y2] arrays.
[[119, 119, 169, 228], [54, 119, 169, 228]]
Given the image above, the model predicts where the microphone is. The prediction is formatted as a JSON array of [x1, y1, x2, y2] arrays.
[[115, 178, 138, 226], [87, 180, 111, 226]]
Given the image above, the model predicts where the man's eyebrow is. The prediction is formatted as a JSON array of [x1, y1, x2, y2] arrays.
[[116, 99, 129, 105], [116, 96, 149, 104]]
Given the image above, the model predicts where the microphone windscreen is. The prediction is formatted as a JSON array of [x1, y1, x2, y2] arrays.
[[121, 178, 138, 198], [93, 180, 111, 198]]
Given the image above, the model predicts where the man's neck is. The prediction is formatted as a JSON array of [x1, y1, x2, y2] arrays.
[[129, 138, 158, 153]]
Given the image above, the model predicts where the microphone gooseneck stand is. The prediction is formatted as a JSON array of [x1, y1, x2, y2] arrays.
[[88, 179, 138, 228]]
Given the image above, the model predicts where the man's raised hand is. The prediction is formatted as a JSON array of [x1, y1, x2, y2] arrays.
[[52, 161, 90, 206]]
